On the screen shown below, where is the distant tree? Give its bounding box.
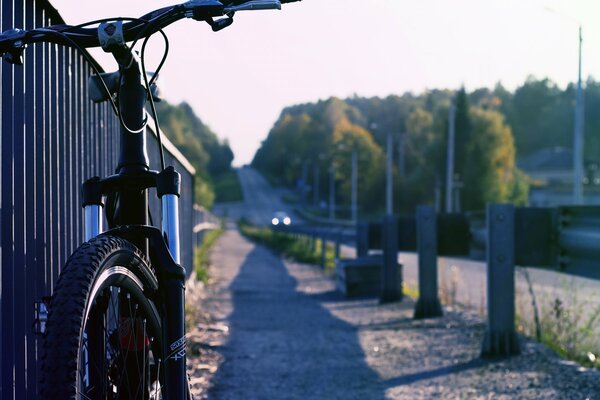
[331,120,386,212]
[155,101,234,208]
[463,108,528,210]
[505,76,572,157]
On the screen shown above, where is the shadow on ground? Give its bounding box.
[207,246,387,400]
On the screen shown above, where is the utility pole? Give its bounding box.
[398,132,405,178]
[574,25,584,205]
[329,162,336,220]
[313,164,319,207]
[446,105,456,213]
[351,148,358,222]
[301,161,308,206]
[386,131,393,215]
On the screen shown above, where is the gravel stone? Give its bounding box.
[187,229,600,399]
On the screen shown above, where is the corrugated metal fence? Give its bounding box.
[0,0,206,398]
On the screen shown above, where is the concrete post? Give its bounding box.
[481,204,520,358]
[334,230,341,260]
[414,205,443,319]
[381,215,402,303]
[321,231,327,269]
[356,221,369,257]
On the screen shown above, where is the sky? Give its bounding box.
[51,0,600,166]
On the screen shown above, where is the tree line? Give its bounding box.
[252,76,600,216]
[155,101,234,208]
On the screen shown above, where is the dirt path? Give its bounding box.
[189,228,600,399]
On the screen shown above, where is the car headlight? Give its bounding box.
[271,218,279,225]
[283,217,291,225]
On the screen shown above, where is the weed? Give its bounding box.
[238,219,336,270]
[194,228,225,283]
[515,272,600,369]
[439,262,460,307]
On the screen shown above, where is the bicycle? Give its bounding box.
[0,0,298,398]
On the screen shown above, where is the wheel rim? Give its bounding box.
[78,266,162,399]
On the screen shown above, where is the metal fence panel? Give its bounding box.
[0,0,198,398]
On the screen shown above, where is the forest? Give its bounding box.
[155,101,234,208]
[252,76,600,216]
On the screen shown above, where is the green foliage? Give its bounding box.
[194,228,224,283]
[155,101,234,208]
[213,171,243,203]
[253,89,529,214]
[238,220,335,269]
[462,108,529,210]
[516,274,600,369]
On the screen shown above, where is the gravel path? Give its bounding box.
[188,228,600,399]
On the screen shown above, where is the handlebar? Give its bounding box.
[0,0,300,64]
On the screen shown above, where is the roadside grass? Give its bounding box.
[194,227,225,283]
[282,193,298,204]
[238,219,336,270]
[214,171,244,203]
[402,282,419,299]
[515,270,600,369]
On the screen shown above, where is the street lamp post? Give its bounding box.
[544,7,585,205]
[329,161,336,220]
[574,25,584,204]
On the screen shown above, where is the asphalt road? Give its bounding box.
[213,167,298,226]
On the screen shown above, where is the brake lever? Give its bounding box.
[224,0,281,13]
[206,15,235,32]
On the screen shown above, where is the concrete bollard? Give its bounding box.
[381,215,402,303]
[334,230,341,260]
[414,205,443,319]
[356,221,369,257]
[481,204,520,358]
[321,231,327,269]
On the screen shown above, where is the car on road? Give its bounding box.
[271,212,291,226]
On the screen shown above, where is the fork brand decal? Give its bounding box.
[170,336,186,351]
[168,336,186,361]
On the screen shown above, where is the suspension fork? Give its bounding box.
[157,166,187,399]
[82,166,188,398]
[83,177,104,241]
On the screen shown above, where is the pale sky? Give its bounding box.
[51,0,600,165]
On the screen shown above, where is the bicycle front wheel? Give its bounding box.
[40,235,165,399]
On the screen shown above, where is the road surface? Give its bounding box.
[213,167,298,226]
[189,228,600,399]
[215,168,600,345]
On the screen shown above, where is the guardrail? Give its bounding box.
[193,204,221,248]
[282,204,600,359]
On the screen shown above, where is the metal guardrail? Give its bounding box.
[193,204,221,248]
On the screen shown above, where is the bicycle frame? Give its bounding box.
[81,47,187,398]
